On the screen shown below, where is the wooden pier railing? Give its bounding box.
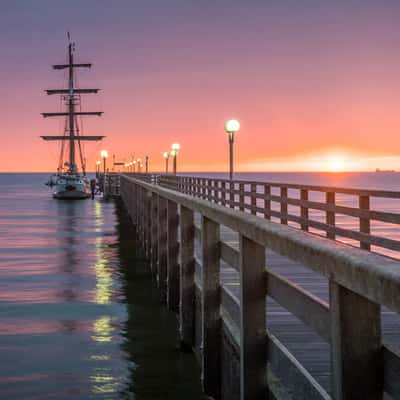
[120,174,400,400]
[156,175,400,258]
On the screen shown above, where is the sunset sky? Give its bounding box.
[2,0,400,172]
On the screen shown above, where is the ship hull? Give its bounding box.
[50,174,92,200]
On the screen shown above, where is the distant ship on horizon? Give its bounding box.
[375,168,396,173]
[41,34,105,199]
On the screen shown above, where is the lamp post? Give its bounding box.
[145,155,149,173]
[224,119,240,180]
[96,160,101,177]
[100,150,108,175]
[171,143,180,175]
[137,158,142,173]
[163,151,170,174]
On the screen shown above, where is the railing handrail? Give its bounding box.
[157,174,400,198]
[122,174,400,314]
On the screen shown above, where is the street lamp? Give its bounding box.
[100,150,108,174]
[137,158,142,173]
[171,143,180,175]
[96,160,101,177]
[163,151,170,174]
[145,155,149,173]
[133,160,137,173]
[224,119,240,180]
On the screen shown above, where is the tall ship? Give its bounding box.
[41,35,104,199]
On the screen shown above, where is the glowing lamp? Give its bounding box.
[100,150,108,159]
[224,119,240,134]
[171,143,180,152]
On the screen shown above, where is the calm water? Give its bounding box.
[1,172,400,399]
[0,173,204,399]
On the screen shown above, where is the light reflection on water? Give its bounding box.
[0,173,204,399]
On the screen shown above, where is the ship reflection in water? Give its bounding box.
[0,173,204,399]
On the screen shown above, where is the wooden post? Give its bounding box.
[167,200,179,312]
[207,179,212,201]
[330,280,382,400]
[158,196,168,303]
[239,235,267,400]
[150,193,158,275]
[201,216,221,399]
[264,185,271,220]
[326,192,336,239]
[280,187,288,224]
[239,183,245,211]
[251,183,257,215]
[179,205,195,349]
[300,189,309,231]
[221,181,226,207]
[359,195,371,250]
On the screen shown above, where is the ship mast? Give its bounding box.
[41,34,105,174]
[68,41,76,172]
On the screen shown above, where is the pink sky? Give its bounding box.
[2,1,400,172]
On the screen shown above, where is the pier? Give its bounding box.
[103,173,400,400]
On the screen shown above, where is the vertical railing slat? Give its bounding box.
[326,192,336,239]
[359,195,371,250]
[179,205,195,350]
[300,189,309,231]
[167,200,179,312]
[330,280,382,400]
[239,235,267,400]
[201,216,221,399]
[158,196,168,303]
[280,187,288,224]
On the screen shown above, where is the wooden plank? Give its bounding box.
[330,281,382,400]
[167,200,179,312]
[150,192,158,275]
[179,205,195,349]
[383,343,400,398]
[239,235,267,400]
[201,216,221,399]
[359,195,371,251]
[194,225,201,242]
[220,285,240,328]
[326,192,335,240]
[220,241,239,272]
[300,189,308,231]
[157,196,168,303]
[280,187,288,225]
[251,183,257,215]
[267,270,330,342]
[264,185,271,220]
[239,183,245,211]
[267,332,330,400]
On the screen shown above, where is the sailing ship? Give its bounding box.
[41,35,104,199]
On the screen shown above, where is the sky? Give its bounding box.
[2,0,400,172]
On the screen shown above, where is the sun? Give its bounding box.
[327,156,345,172]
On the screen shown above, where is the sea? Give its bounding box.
[0,172,399,399]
